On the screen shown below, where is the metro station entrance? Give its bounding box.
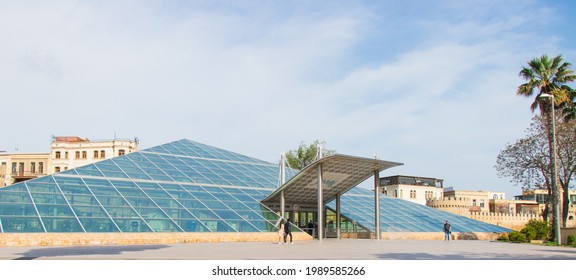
[262,153,403,241]
[266,205,373,239]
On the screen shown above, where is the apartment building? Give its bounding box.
[0,136,138,187]
[50,136,138,173]
[380,175,444,205]
[0,153,50,187]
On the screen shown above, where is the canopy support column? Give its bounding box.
[374,169,381,240]
[317,163,324,241]
[280,191,285,219]
[280,154,286,219]
[336,193,341,239]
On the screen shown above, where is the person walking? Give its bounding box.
[278,219,285,244]
[284,218,293,244]
[443,220,451,241]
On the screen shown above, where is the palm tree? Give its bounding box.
[560,88,576,121]
[517,54,575,116]
[516,54,576,237]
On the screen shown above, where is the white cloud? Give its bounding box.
[0,1,572,198]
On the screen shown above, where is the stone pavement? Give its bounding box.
[0,239,575,260]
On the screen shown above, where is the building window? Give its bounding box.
[11,163,16,174]
[30,162,36,174]
[18,163,24,175]
[94,151,99,158]
[480,199,485,208]
[55,166,61,173]
[39,162,44,174]
[65,151,69,159]
[472,199,477,206]
[118,149,125,156]
[394,190,398,198]
[82,151,87,159]
[493,194,498,200]
[75,151,80,159]
[100,150,106,158]
[410,190,416,199]
[55,151,61,159]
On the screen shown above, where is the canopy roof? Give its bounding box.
[262,154,403,205]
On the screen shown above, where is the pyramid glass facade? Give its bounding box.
[0,139,509,234]
[328,187,510,233]
[0,139,284,233]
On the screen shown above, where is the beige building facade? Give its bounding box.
[0,153,50,187]
[380,175,444,205]
[0,136,138,187]
[50,136,138,173]
[442,188,506,213]
[428,188,576,230]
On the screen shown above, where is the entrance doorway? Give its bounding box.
[271,206,373,239]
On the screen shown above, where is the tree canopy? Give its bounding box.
[508,54,575,231]
[495,115,576,226]
[516,54,576,116]
[285,140,335,170]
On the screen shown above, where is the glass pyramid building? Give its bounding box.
[328,188,510,233]
[0,139,510,234]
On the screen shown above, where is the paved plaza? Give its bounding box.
[0,239,575,260]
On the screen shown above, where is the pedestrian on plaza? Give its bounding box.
[284,218,293,244]
[443,220,451,241]
[278,219,285,244]
[307,220,314,236]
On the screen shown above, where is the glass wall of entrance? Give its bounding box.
[275,207,372,239]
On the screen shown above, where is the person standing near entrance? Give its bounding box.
[307,220,314,236]
[284,218,293,244]
[443,220,451,241]
[278,219,285,244]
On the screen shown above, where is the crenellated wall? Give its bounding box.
[427,197,545,230]
[426,197,471,216]
[469,212,541,230]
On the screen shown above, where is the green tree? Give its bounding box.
[517,54,575,116]
[496,116,576,226]
[524,219,549,240]
[516,54,576,235]
[285,140,335,170]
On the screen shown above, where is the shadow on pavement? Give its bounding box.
[13,245,168,260]
[375,252,575,260]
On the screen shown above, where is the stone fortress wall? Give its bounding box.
[427,197,542,230]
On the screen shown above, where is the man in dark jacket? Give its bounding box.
[284,218,293,244]
[443,220,451,241]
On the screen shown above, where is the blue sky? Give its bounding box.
[1,0,575,198]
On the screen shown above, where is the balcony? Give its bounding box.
[12,172,46,179]
[469,206,481,212]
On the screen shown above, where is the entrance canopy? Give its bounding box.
[262,154,403,205]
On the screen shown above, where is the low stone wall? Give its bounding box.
[0,232,313,247]
[0,231,502,246]
[380,232,499,241]
[562,228,576,244]
[470,212,541,230]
